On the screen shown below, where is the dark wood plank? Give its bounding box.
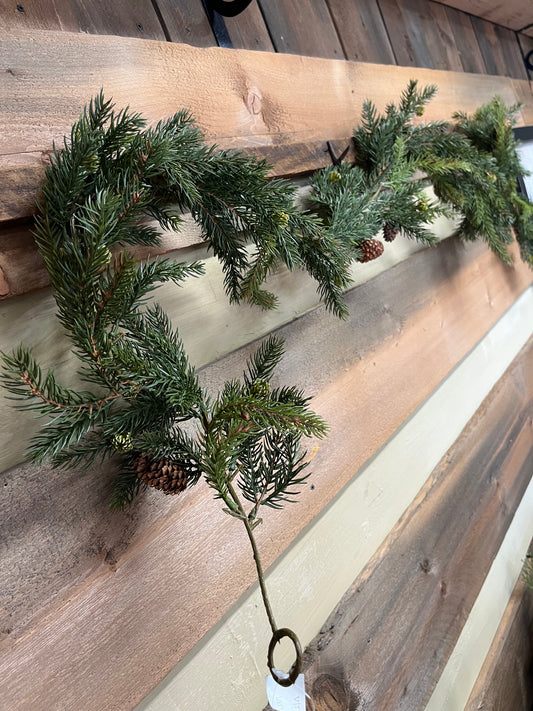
[518,33,533,80]
[378,0,464,70]
[224,1,275,52]
[494,25,529,80]
[435,1,533,32]
[288,342,533,711]
[325,0,396,64]
[472,16,528,79]
[257,0,344,59]
[466,579,533,711]
[0,0,166,39]
[444,6,487,74]
[150,0,215,46]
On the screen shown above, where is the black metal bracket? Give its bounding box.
[327,140,350,166]
[204,0,253,17]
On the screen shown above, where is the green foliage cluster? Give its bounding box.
[309,80,533,266]
[1,93,329,511]
[2,85,533,680]
[37,92,351,319]
[2,83,533,511]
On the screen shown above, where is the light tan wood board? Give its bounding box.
[1,239,532,710]
[436,1,533,31]
[1,29,532,222]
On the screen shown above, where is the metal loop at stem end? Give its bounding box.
[267,628,303,687]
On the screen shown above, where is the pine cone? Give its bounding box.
[383,224,399,242]
[358,239,384,263]
[135,454,188,495]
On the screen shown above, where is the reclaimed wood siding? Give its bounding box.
[1,6,533,711]
[1,0,530,75]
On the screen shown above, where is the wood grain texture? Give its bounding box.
[519,33,533,80]
[325,0,396,64]
[1,239,532,710]
[444,5,487,74]
[465,580,533,711]
[378,0,464,70]
[0,0,166,38]
[472,16,528,79]
[0,207,453,473]
[294,342,533,711]
[138,289,533,711]
[436,0,533,32]
[150,0,215,46]
[257,0,344,59]
[224,0,275,52]
[1,29,531,226]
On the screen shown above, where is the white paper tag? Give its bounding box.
[266,671,306,711]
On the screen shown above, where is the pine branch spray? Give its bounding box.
[2,83,533,693]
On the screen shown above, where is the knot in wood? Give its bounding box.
[246,90,262,116]
[311,674,350,711]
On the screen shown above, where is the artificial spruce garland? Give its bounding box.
[310,80,533,266]
[2,82,533,687]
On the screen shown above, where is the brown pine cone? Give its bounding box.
[383,224,399,242]
[358,239,384,263]
[135,454,188,495]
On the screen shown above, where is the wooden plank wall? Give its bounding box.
[1,4,533,711]
[0,0,531,74]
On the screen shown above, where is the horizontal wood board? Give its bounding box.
[465,580,533,711]
[138,289,533,711]
[1,30,532,223]
[0,213,455,473]
[1,239,532,710]
[0,0,167,38]
[290,340,533,711]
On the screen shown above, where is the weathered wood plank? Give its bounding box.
[224,1,275,52]
[0,0,166,39]
[494,25,529,80]
[0,211,207,300]
[1,240,532,710]
[377,0,464,71]
[472,16,528,79]
[256,0,344,59]
[436,1,533,32]
[295,343,533,711]
[465,580,533,711]
[325,0,396,64]
[138,291,533,711]
[151,0,216,46]
[519,33,533,81]
[0,216,450,470]
[444,5,487,74]
[0,154,46,222]
[1,30,532,225]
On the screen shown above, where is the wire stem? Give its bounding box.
[226,481,278,635]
